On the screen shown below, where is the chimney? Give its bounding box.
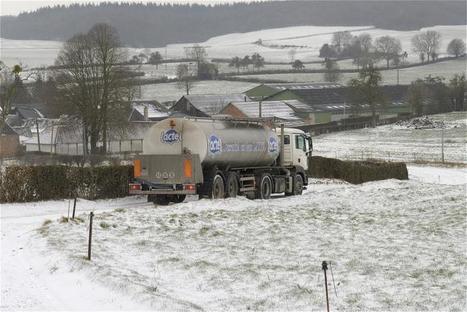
[143,106,149,121]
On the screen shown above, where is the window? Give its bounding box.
[295,135,306,151]
[284,135,290,145]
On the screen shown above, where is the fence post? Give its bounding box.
[72,197,77,219]
[441,127,445,163]
[88,211,94,260]
[322,261,330,312]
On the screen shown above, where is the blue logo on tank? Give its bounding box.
[268,137,278,153]
[161,129,181,144]
[209,135,222,154]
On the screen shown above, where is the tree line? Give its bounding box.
[320,30,465,70]
[1,1,465,47]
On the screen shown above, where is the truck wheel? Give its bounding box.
[286,174,304,196]
[169,195,186,203]
[211,174,225,199]
[225,172,239,198]
[256,173,272,199]
[154,195,170,205]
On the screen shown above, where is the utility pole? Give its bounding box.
[35,118,41,152]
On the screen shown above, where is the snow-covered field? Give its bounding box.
[1,166,466,311]
[2,24,465,67]
[234,57,467,85]
[313,112,467,164]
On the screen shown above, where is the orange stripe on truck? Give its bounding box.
[184,159,192,178]
[134,159,141,177]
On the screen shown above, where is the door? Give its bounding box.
[292,134,308,170]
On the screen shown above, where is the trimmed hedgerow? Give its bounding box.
[308,156,408,184]
[0,165,133,203]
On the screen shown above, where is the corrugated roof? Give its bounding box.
[229,101,302,120]
[184,94,249,115]
[265,82,344,91]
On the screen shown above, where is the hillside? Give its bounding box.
[1,1,466,47]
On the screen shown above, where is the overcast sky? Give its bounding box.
[0,0,268,16]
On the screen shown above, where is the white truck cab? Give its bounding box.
[277,128,312,171]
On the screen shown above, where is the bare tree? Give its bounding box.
[323,59,341,82]
[184,44,207,77]
[251,53,265,71]
[350,33,374,69]
[229,56,242,74]
[332,31,352,53]
[148,51,163,68]
[55,23,136,154]
[176,64,195,95]
[348,66,385,127]
[375,36,402,69]
[0,63,36,124]
[0,62,19,124]
[411,30,441,63]
[447,39,466,58]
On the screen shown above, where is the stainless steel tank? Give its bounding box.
[143,118,280,167]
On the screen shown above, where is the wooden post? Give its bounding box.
[88,212,94,260]
[441,127,445,163]
[72,197,77,219]
[322,261,330,312]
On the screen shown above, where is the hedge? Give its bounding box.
[308,156,408,184]
[0,165,133,203]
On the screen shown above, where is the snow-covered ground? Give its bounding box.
[2,24,465,67]
[313,112,467,164]
[1,166,466,310]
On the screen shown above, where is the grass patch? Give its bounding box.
[59,216,69,223]
[100,222,110,229]
[42,219,52,226]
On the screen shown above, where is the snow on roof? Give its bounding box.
[184,94,249,115]
[132,101,169,119]
[266,82,344,91]
[23,125,58,145]
[229,101,301,120]
[282,99,314,112]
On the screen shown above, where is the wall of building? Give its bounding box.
[0,135,20,157]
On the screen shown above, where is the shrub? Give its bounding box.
[308,156,408,184]
[0,165,133,203]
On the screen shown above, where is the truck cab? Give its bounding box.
[278,128,312,171]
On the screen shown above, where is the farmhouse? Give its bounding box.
[171,94,249,117]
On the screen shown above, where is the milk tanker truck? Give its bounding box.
[129,117,312,205]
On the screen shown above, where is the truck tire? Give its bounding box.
[286,174,304,196]
[210,174,225,199]
[255,173,273,199]
[154,195,170,205]
[225,172,239,198]
[169,195,186,203]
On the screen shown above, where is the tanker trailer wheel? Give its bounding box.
[225,172,239,198]
[169,195,186,203]
[153,195,170,206]
[211,174,225,199]
[286,174,304,196]
[255,173,272,200]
